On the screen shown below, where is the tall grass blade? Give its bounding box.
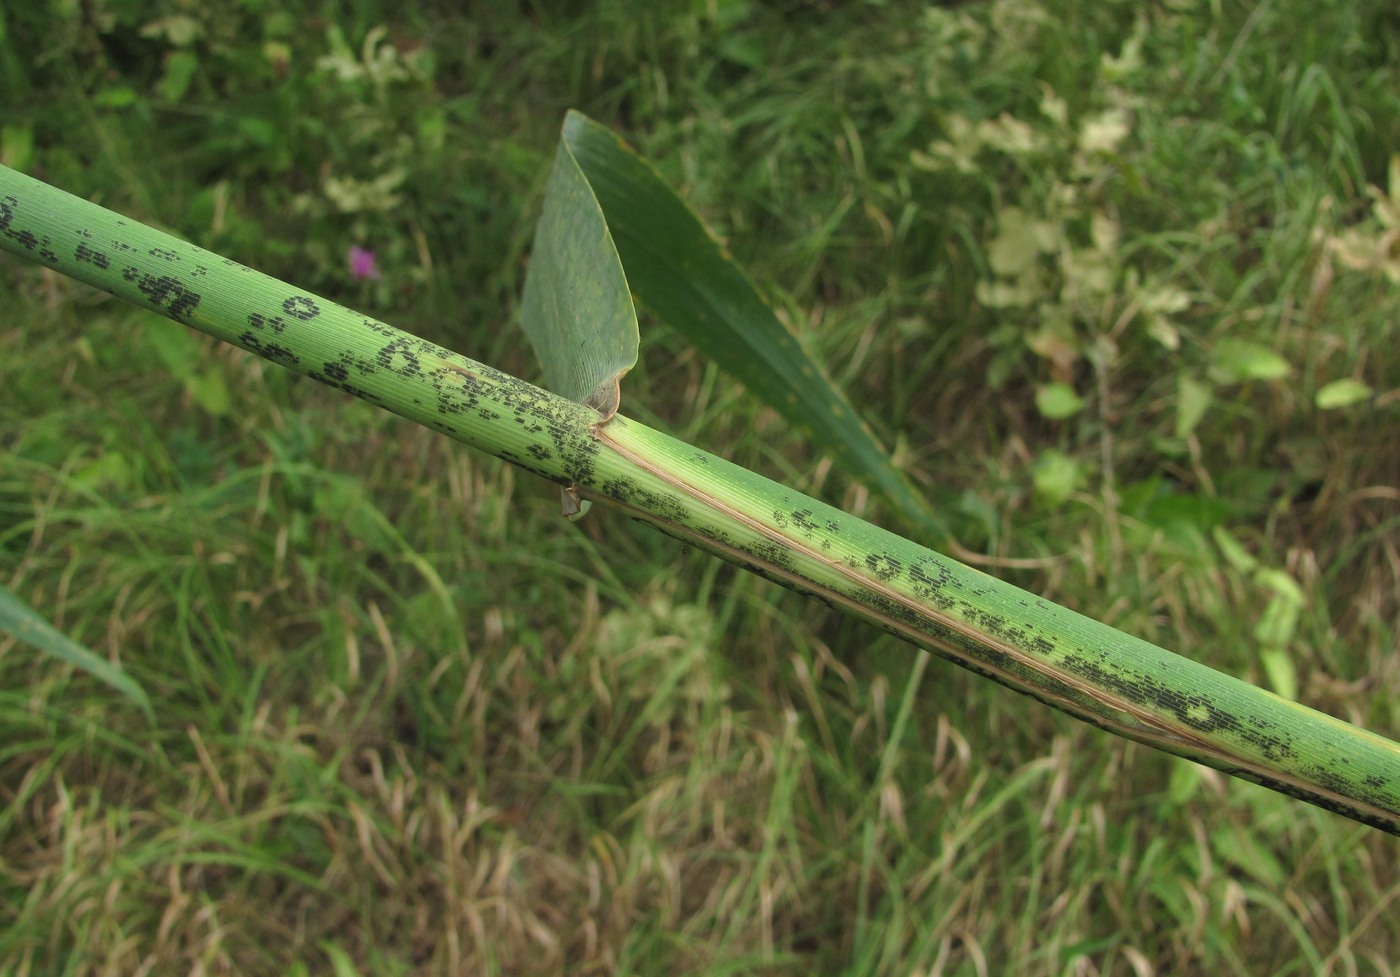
[0,584,152,718]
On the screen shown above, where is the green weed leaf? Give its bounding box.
[1208,338,1291,383]
[1034,382,1084,419]
[1032,449,1086,506]
[0,584,152,717]
[1315,378,1372,410]
[160,50,200,102]
[561,110,943,540]
[520,125,638,420]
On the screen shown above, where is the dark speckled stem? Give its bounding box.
[3,164,1398,836]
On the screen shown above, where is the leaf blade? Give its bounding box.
[0,584,152,717]
[563,110,944,540]
[519,129,639,419]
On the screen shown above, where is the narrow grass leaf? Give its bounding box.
[319,942,367,977]
[1210,825,1286,886]
[1260,648,1300,702]
[0,584,152,717]
[520,126,638,420]
[562,110,945,542]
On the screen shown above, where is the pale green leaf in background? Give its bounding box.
[1208,338,1291,383]
[1034,381,1084,419]
[986,206,1058,277]
[1260,648,1300,702]
[1315,378,1373,410]
[1254,592,1301,651]
[1210,526,1258,574]
[1032,449,1086,506]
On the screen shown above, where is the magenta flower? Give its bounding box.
[348,246,380,280]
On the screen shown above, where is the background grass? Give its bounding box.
[3,1,1400,974]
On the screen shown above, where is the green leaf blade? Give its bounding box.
[0,585,152,717]
[563,111,944,541]
[519,130,639,419]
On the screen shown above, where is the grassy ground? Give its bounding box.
[3,1,1400,974]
